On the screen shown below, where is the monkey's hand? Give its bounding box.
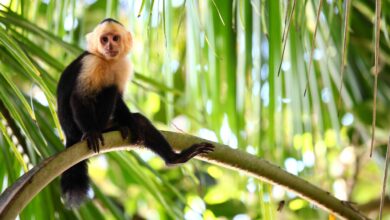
[82,131,104,153]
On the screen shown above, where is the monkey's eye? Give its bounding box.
[101,36,109,44]
[113,35,120,42]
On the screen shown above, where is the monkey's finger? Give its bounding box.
[96,139,99,153]
[99,134,105,146]
[91,137,98,153]
[94,138,99,153]
[86,138,91,149]
[94,143,99,153]
[89,138,95,152]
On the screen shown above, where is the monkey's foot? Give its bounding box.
[118,126,142,145]
[82,131,104,153]
[166,142,214,166]
[118,126,130,140]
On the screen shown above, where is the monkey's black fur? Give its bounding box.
[100,18,122,25]
[57,20,214,208]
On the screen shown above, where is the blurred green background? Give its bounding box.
[0,0,389,219]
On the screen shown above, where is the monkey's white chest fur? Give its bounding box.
[77,54,132,95]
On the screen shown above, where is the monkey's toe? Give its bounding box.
[194,142,215,153]
[165,143,215,166]
[183,143,214,159]
[128,125,142,144]
[198,147,214,154]
[118,126,130,140]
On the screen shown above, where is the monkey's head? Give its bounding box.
[86,19,133,60]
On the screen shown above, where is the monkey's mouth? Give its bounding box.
[105,50,119,57]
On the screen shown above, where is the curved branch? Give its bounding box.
[0,131,369,220]
[358,196,390,214]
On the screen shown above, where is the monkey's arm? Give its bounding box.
[70,86,120,152]
[70,93,98,133]
[70,93,102,152]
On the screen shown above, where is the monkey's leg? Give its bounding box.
[114,97,141,143]
[132,113,214,165]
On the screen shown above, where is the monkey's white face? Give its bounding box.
[86,22,133,61]
[99,32,121,59]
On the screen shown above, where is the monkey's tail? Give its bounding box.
[61,160,90,209]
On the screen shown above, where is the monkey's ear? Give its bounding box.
[125,31,133,52]
[85,32,96,52]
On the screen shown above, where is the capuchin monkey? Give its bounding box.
[57,18,214,208]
